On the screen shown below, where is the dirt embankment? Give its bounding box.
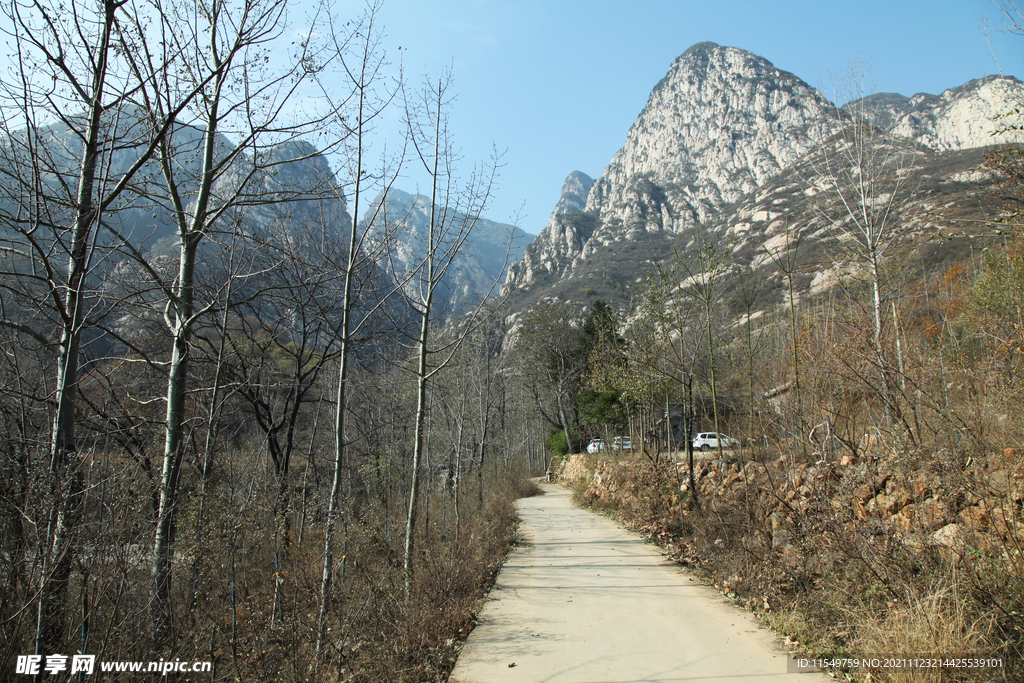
[557,448,1023,680]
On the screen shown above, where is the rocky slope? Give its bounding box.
[858,74,1024,151]
[558,444,1022,671]
[363,188,530,317]
[504,170,594,285]
[505,42,1024,314]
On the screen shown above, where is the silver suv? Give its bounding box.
[692,432,739,451]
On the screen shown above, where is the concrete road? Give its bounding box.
[449,483,828,683]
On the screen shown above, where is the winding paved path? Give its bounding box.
[449,483,828,683]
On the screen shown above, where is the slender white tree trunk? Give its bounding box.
[38,2,117,653]
[404,309,432,598]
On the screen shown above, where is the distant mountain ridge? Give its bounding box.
[854,74,1023,150]
[504,42,1024,314]
[0,109,526,321]
[363,188,530,317]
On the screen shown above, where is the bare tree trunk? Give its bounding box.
[298,398,323,546]
[686,374,699,510]
[37,1,118,655]
[400,68,501,600]
[556,394,574,456]
[765,223,806,459]
[316,5,400,649]
[188,282,232,624]
[811,64,918,447]
[150,0,333,643]
[870,249,891,425]
[788,266,806,458]
[705,302,722,458]
[152,236,196,647]
[477,437,486,510]
[317,335,352,650]
[453,410,465,539]
[404,311,432,598]
[475,333,493,511]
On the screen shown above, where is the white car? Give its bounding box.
[692,432,739,451]
[586,439,606,454]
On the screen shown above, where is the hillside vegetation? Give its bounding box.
[539,143,1024,680]
[0,2,546,680]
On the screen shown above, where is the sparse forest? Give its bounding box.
[548,104,1024,683]
[0,1,544,680]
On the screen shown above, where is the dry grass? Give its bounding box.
[0,443,535,683]
[848,580,995,683]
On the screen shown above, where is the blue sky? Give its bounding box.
[351,0,1022,235]
[4,1,1015,235]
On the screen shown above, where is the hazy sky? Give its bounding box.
[346,0,1022,234]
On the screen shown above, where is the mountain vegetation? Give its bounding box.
[0,2,540,680]
[519,40,1024,682]
[2,0,1024,680]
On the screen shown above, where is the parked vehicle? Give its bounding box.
[612,436,633,451]
[692,432,740,451]
[586,438,606,454]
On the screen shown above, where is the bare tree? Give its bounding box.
[810,63,921,442]
[131,0,359,645]
[736,263,772,460]
[471,315,507,508]
[396,67,505,598]
[431,312,507,533]
[220,199,350,629]
[764,219,808,458]
[641,260,706,507]
[0,0,210,654]
[685,231,730,456]
[315,1,406,653]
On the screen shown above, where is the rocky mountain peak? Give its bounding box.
[504,170,595,288]
[552,171,594,215]
[508,43,836,292]
[586,43,834,229]
[876,74,1024,150]
[505,43,1024,312]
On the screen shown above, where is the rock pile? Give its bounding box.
[556,453,595,485]
[575,447,1023,572]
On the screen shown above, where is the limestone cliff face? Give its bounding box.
[551,170,594,216]
[507,42,837,289]
[506,170,594,285]
[586,43,833,231]
[506,42,1024,298]
[364,188,529,317]
[864,75,1024,151]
